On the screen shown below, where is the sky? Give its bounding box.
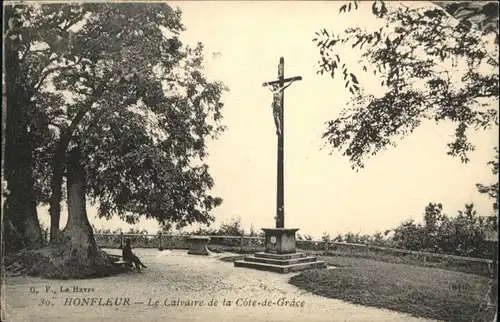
[36,1,499,239]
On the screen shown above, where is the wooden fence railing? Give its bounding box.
[94,232,497,269]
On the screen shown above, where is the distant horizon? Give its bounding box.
[37,194,497,240]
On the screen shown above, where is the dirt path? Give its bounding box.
[3,249,438,322]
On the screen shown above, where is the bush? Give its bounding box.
[392,203,497,259]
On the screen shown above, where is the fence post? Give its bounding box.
[423,255,426,267]
[490,241,498,307]
[240,231,244,253]
[158,232,163,251]
[324,241,329,253]
[120,232,124,249]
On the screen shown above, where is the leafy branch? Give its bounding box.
[315,1,499,169]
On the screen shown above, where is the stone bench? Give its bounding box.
[114,260,133,267]
[187,236,211,255]
[108,254,133,270]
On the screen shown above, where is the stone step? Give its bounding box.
[253,252,307,260]
[234,259,327,274]
[243,255,318,266]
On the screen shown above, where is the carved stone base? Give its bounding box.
[187,236,211,256]
[262,228,299,254]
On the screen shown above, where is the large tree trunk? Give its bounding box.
[25,200,43,244]
[3,13,42,252]
[48,145,65,244]
[40,147,115,279]
[2,106,43,253]
[3,121,43,251]
[63,147,95,249]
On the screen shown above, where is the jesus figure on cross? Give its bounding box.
[267,81,293,136]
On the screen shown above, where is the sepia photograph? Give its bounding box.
[1,1,498,321]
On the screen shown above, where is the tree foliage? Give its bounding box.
[314,1,499,169]
[191,217,243,236]
[5,3,228,235]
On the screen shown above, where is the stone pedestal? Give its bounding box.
[187,236,211,255]
[234,228,327,273]
[262,228,299,254]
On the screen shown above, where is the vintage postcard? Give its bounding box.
[1,1,498,321]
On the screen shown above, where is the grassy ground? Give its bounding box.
[321,249,493,278]
[204,244,492,277]
[288,256,497,322]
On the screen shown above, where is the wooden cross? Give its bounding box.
[262,57,302,229]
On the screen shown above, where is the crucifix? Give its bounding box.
[262,57,302,229]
